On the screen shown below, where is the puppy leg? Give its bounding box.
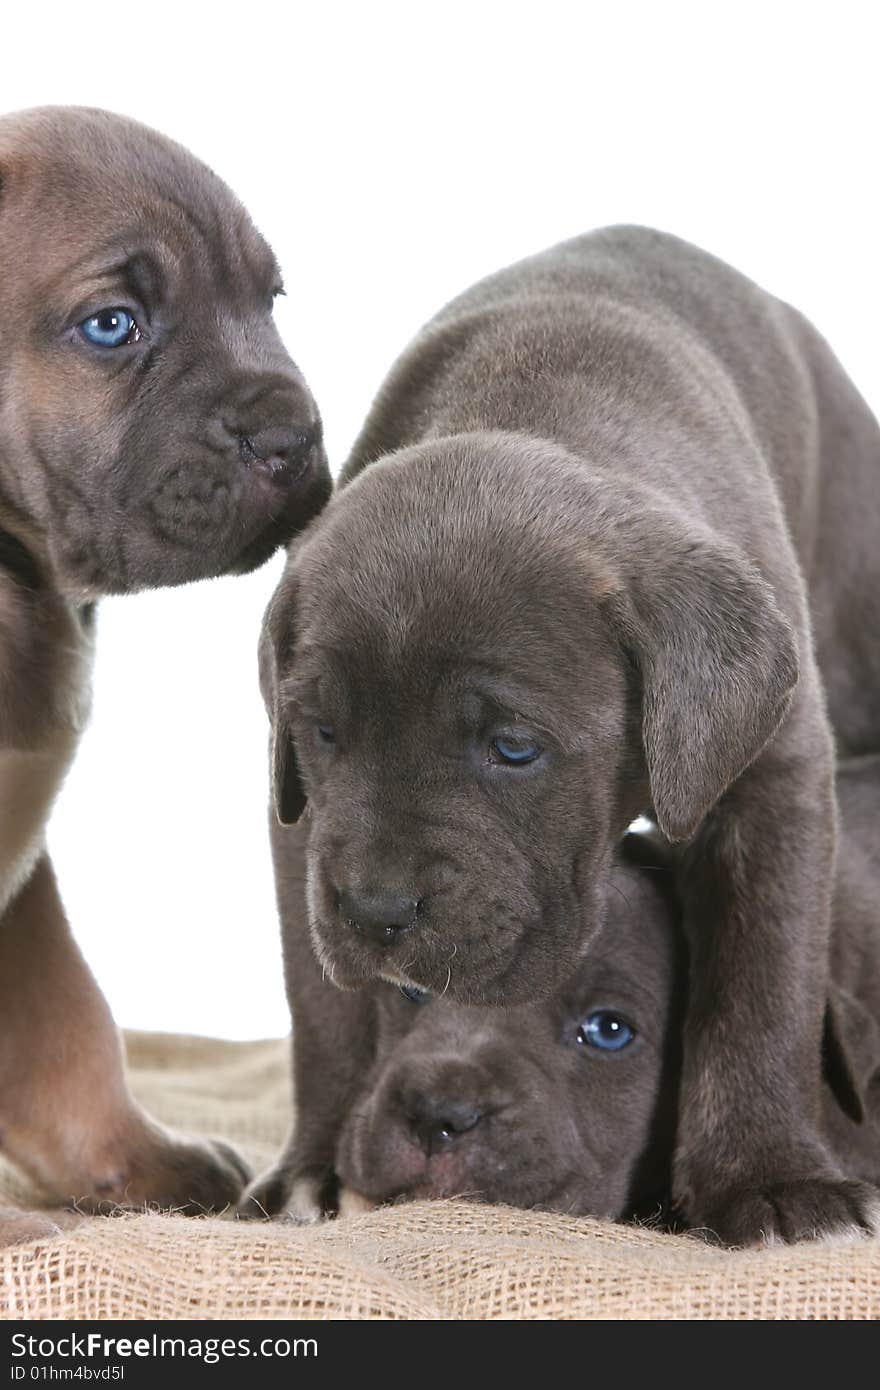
[239,985,371,1224]
[238,984,369,1225]
[239,819,373,1223]
[674,692,880,1246]
[337,1188,377,1218]
[0,856,250,1215]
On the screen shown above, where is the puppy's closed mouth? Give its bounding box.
[240,436,317,494]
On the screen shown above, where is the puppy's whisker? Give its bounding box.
[438,942,457,998]
[606,879,632,910]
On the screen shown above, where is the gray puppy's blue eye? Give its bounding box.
[316,723,335,744]
[79,308,138,348]
[491,735,540,764]
[576,1010,635,1052]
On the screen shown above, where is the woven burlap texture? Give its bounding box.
[2,1031,878,1319]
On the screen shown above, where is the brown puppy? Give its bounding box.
[0,107,331,1243]
[245,762,880,1228]
[259,227,880,1244]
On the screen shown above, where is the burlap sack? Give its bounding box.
[2,1032,878,1320]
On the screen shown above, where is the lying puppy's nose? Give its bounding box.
[238,425,316,484]
[337,889,422,948]
[406,1095,482,1154]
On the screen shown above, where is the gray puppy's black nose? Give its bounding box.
[239,424,316,483]
[338,889,422,948]
[407,1096,482,1154]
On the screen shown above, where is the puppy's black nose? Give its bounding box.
[239,425,315,483]
[338,889,422,948]
[406,1095,482,1154]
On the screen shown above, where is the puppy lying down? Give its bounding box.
[252,757,880,1226]
[335,837,685,1220]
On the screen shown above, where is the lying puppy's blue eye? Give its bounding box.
[316,723,335,744]
[79,308,139,348]
[576,1010,635,1052]
[398,984,429,1005]
[490,735,540,765]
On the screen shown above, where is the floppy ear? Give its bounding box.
[259,585,307,826]
[606,532,799,842]
[822,986,878,1124]
[270,712,307,826]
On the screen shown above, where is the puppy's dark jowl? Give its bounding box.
[0,106,330,596]
[263,227,880,1244]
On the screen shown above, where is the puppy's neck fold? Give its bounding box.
[0,523,41,592]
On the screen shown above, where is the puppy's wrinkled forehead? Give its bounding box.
[293,436,617,669]
[284,440,626,752]
[0,106,276,308]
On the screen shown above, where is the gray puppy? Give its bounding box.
[259,227,880,1244]
[246,760,880,1230]
[245,822,685,1224]
[337,758,880,1224]
[0,107,330,1243]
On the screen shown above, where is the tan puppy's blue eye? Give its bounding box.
[79,308,139,348]
[576,1011,635,1052]
[491,735,540,764]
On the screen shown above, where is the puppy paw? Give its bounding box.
[337,1187,377,1218]
[689,1177,880,1248]
[72,1133,251,1216]
[0,1205,62,1248]
[237,1165,297,1221]
[283,1176,327,1225]
[238,1166,339,1225]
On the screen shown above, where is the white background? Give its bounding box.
[4,2,877,1038]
